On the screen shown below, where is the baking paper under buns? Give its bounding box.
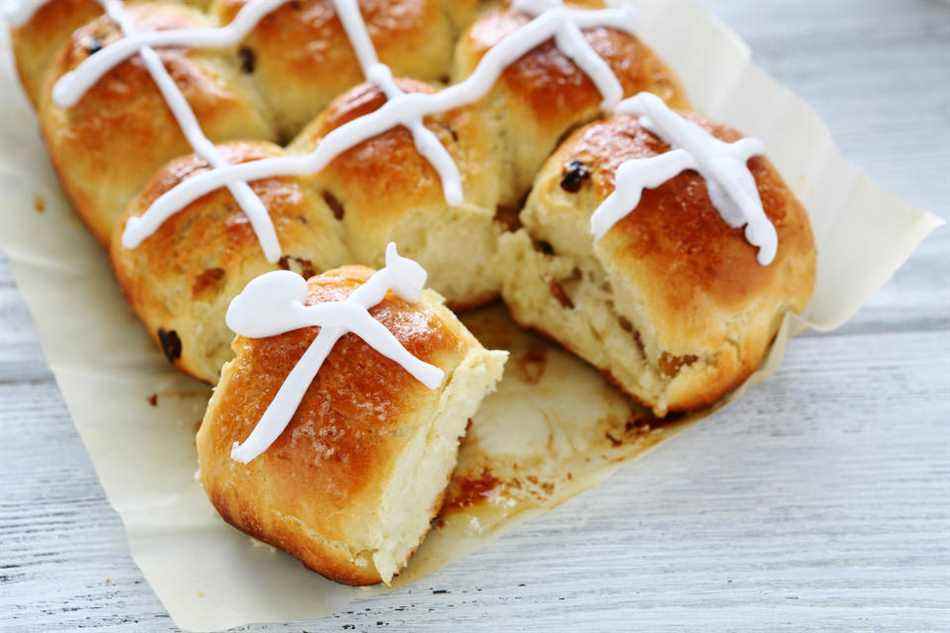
[196,265,507,585]
[110,141,349,383]
[499,113,816,416]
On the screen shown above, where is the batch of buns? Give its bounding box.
[8,0,816,586]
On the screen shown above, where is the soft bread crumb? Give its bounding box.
[499,230,672,415]
[373,347,508,583]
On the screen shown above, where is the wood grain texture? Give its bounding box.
[1,1,948,631]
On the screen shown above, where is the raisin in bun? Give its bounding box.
[38,2,276,244]
[289,79,506,310]
[499,113,816,416]
[110,141,349,383]
[453,2,689,205]
[211,0,457,139]
[196,264,507,585]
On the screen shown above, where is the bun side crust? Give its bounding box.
[39,2,276,244]
[196,265,507,584]
[110,141,349,383]
[290,79,505,310]
[500,114,816,415]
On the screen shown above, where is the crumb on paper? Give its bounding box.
[33,194,45,213]
[248,537,277,554]
[147,393,158,407]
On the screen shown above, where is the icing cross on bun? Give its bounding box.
[197,253,507,585]
[11,0,691,377]
[226,243,446,464]
[592,92,776,265]
[500,109,816,416]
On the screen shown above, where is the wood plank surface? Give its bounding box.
[1,1,948,631]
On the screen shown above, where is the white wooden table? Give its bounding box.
[2,1,948,631]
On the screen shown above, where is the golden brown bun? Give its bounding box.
[39,2,276,244]
[453,3,689,205]
[9,0,103,106]
[500,113,816,415]
[211,0,456,139]
[290,79,506,310]
[196,265,507,585]
[110,141,349,383]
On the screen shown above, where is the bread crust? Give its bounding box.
[290,79,505,310]
[212,0,456,138]
[9,0,103,106]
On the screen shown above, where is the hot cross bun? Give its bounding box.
[110,141,348,382]
[499,112,816,416]
[35,2,276,243]
[197,264,507,585]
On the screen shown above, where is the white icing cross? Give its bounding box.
[590,92,778,265]
[226,243,445,464]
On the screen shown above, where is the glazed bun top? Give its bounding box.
[37,2,276,243]
[110,140,349,383]
[289,77,504,262]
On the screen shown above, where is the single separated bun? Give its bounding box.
[196,264,507,585]
[499,113,816,416]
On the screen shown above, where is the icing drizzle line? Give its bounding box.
[226,243,445,464]
[590,92,777,265]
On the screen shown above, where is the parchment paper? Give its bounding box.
[0,0,942,630]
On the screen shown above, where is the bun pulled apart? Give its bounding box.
[196,264,507,585]
[499,112,816,416]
